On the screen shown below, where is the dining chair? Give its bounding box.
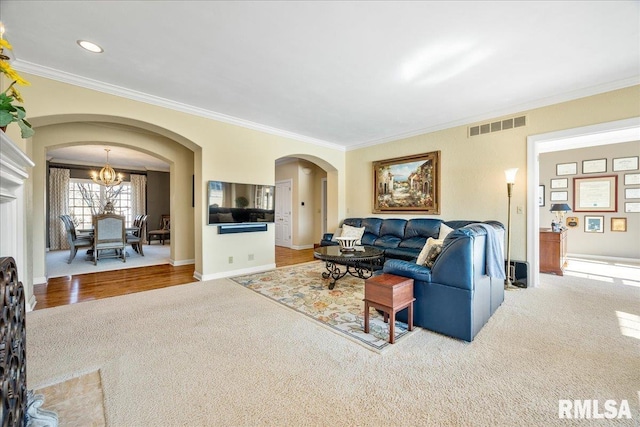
[60,215,93,264]
[126,214,148,256]
[92,214,126,265]
[148,214,170,245]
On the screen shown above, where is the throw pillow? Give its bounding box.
[218,213,234,223]
[438,223,454,240]
[331,227,343,242]
[416,237,443,265]
[425,243,443,268]
[341,224,365,245]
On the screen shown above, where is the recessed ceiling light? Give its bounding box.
[77,40,103,53]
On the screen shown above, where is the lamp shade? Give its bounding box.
[504,168,518,184]
[550,203,572,212]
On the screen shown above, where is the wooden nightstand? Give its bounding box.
[363,273,415,344]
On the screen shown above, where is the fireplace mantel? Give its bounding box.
[1,131,35,203]
[0,131,35,311]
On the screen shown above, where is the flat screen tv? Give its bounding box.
[207,181,275,225]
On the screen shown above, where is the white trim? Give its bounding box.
[17,60,638,153]
[170,258,195,266]
[27,295,37,312]
[196,263,277,282]
[13,60,345,152]
[526,117,640,288]
[291,244,315,250]
[33,276,48,285]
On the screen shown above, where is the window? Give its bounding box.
[69,179,132,229]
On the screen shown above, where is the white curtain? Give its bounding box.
[49,168,70,250]
[130,174,147,241]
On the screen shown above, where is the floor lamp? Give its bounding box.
[504,168,519,290]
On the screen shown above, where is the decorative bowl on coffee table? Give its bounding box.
[335,236,359,251]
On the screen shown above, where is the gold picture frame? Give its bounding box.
[611,217,627,232]
[373,151,441,214]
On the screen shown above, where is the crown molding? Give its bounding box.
[13,60,346,152]
[346,76,640,151]
[14,61,638,153]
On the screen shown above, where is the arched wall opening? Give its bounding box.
[28,116,197,287]
[274,154,340,249]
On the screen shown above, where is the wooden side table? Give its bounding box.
[363,273,415,344]
[540,228,567,275]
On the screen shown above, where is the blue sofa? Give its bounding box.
[322,218,505,341]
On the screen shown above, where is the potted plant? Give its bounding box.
[235,196,249,208]
[0,22,34,139]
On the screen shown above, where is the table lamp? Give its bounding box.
[550,203,572,231]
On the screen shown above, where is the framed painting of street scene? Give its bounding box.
[373,151,441,214]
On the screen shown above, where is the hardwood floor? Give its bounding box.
[34,246,316,310]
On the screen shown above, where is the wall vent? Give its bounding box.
[469,115,526,137]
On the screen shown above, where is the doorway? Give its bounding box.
[527,117,640,288]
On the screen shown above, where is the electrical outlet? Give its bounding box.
[516,206,523,214]
[248,254,254,261]
[228,256,233,264]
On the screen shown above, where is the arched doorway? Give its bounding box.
[29,118,197,291]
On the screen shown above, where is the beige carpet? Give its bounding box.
[26,265,639,426]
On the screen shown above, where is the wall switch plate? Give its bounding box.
[228,256,233,264]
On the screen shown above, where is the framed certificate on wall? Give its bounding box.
[573,176,617,212]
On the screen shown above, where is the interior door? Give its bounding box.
[275,179,292,247]
[321,178,327,235]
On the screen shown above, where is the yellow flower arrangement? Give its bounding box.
[0,22,34,138]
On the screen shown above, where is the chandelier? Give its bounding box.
[91,148,122,187]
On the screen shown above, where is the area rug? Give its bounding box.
[231,261,414,351]
[46,244,171,278]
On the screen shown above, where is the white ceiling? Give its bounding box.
[2,1,639,161]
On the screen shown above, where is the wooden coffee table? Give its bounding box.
[363,273,415,344]
[313,245,384,289]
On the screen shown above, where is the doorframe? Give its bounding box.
[526,117,640,288]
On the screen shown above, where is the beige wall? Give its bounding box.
[345,86,640,262]
[539,141,640,259]
[8,71,640,301]
[20,74,345,293]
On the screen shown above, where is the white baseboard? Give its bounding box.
[196,263,277,282]
[27,295,37,312]
[33,276,48,286]
[291,244,315,250]
[568,253,640,265]
[171,258,195,266]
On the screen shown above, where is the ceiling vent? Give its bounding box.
[468,115,526,137]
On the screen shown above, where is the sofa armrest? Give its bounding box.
[383,259,432,283]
